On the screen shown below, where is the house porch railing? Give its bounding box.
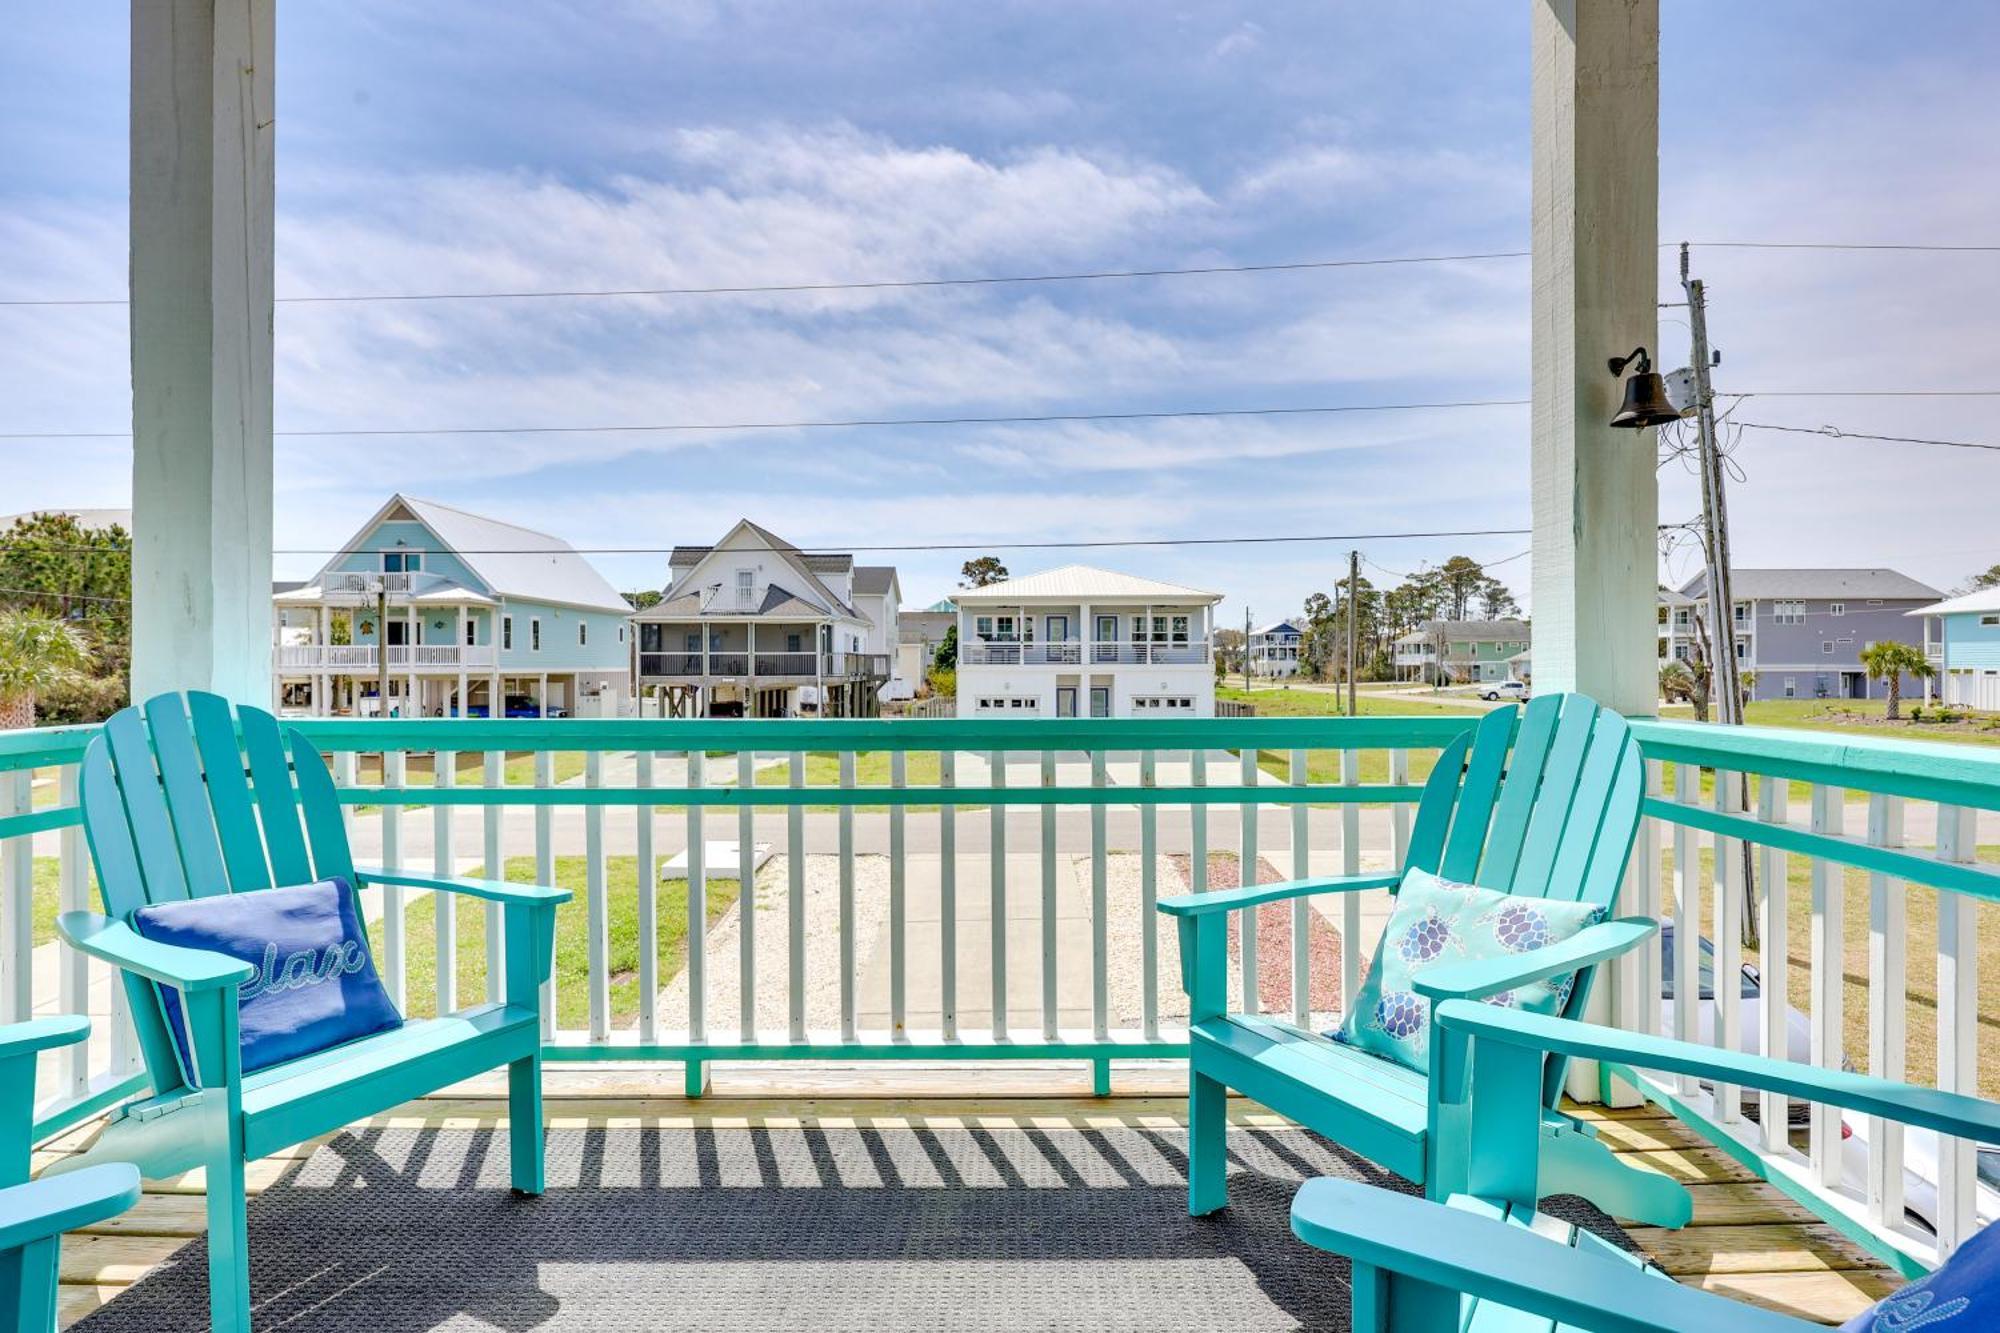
[961,639,1211,666]
[276,644,499,670]
[4,712,1998,1269]
[636,652,890,679]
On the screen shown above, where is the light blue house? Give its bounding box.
[272,495,635,717]
[1909,585,2000,710]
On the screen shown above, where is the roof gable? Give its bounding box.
[660,519,861,620]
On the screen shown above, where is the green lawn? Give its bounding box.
[745,750,968,813]
[1667,844,2000,1101]
[379,854,740,1030]
[1217,685,1486,719]
[351,749,590,813]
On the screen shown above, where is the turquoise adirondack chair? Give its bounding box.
[3,1017,140,1333]
[1292,1000,2000,1331]
[50,692,570,1333]
[1158,692,1691,1227]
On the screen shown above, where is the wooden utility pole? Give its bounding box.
[1683,244,1742,728]
[1243,605,1253,691]
[1347,549,1360,717]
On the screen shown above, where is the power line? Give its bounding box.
[0,396,1531,442]
[1735,420,2000,454]
[1686,241,2000,254]
[1731,389,2000,399]
[0,248,1535,309]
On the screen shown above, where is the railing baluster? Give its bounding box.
[1190,744,1207,893]
[1756,773,1789,1151]
[839,750,857,1042]
[940,749,958,1039]
[1935,804,1979,1257]
[788,750,806,1042]
[1638,760,1663,1039]
[738,748,756,1040]
[1140,749,1159,1041]
[433,749,457,1015]
[1808,784,1845,1186]
[1865,792,1905,1224]
[1040,749,1058,1040]
[1290,749,1309,1028]
[890,750,907,1034]
[1672,762,1698,1096]
[481,750,503,999]
[1340,749,1362,1014]
[381,750,407,1011]
[1091,750,1108,1043]
[1389,749,1411,871]
[534,749,555,1040]
[586,750,610,1042]
[636,750,658,1044]
[1240,744,1259,1012]
[1713,768,1743,1122]
[1,769,30,1023]
[58,764,91,1095]
[687,751,708,1045]
[334,751,357,841]
[990,748,1007,1038]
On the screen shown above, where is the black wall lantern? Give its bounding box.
[1606,346,1681,429]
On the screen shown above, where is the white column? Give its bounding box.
[130,0,276,705]
[456,604,468,716]
[489,669,501,718]
[1528,0,1660,715]
[537,672,548,717]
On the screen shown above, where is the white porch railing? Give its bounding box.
[275,644,499,669]
[961,639,1211,666]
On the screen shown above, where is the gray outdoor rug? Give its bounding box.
[74,1122,1634,1332]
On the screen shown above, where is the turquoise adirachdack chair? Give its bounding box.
[3,1017,140,1333]
[1158,692,1692,1227]
[50,691,570,1333]
[1292,1001,2000,1331]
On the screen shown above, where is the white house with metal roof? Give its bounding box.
[271,495,635,718]
[1659,567,1941,701]
[1247,619,1305,678]
[629,520,900,718]
[952,564,1223,717]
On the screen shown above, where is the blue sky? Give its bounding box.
[5,2,1999,613]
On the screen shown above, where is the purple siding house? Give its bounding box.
[1666,568,1942,702]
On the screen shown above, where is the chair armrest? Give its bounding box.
[1290,1178,1809,1333]
[1414,917,1657,1002]
[0,1015,91,1059]
[0,1164,143,1253]
[1157,872,1400,919]
[56,912,255,991]
[352,866,572,907]
[1435,1001,2000,1147]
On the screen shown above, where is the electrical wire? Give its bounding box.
[0,248,1536,308]
[1735,421,2000,454]
[0,397,1532,442]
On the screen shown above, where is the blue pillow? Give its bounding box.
[131,877,402,1083]
[1844,1220,2000,1330]
[1333,867,1605,1071]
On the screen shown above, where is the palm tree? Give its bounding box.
[0,608,93,730]
[1859,640,1933,721]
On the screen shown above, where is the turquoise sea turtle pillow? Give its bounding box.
[1334,867,1605,1071]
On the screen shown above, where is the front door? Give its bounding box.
[1089,686,1111,717]
[1056,686,1078,718]
[1095,614,1118,663]
[1047,615,1069,642]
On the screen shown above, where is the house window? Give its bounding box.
[736,570,755,606]
[530,618,542,652]
[578,622,588,647]
[1981,615,2000,627]
[1133,695,1195,711]
[617,625,625,643]
[383,551,422,574]
[1773,600,1805,625]
[501,616,514,651]
[1828,602,1845,617]
[685,632,700,652]
[1733,602,1750,626]
[1673,609,1690,628]
[1783,676,1797,697]
[1171,615,1190,644]
[1822,641,1835,654]
[464,618,476,647]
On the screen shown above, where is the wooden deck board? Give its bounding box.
[42,1086,1901,1329]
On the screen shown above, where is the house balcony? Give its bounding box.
[8,707,1994,1326]
[636,650,889,680]
[275,643,499,670]
[961,638,1211,666]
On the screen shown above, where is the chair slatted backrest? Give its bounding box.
[1399,693,1646,1103]
[79,691,355,1095]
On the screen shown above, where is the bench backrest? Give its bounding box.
[79,691,355,1094]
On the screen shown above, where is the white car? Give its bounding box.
[1479,680,1529,702]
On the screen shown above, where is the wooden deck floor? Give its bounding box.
[35,1066,1902,1329]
